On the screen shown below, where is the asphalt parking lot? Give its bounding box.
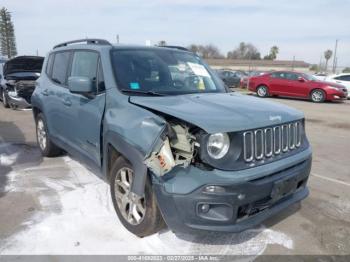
[0,95,350,256]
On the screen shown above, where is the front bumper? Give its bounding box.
[153,148,312,234]
[7,93,31,108]
[326,89,348,101]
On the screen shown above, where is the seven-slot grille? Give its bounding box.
[243,121,303,162]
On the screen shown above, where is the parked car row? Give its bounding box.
[0,56,44,109]
[215,69,269,88]
[248,71,348,102]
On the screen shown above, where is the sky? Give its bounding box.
[2,0,350,67]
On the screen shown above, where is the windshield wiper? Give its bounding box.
[121,89,165,96]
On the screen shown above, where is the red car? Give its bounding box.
[248,71,348,102]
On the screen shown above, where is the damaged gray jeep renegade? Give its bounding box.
[31,39,312,237]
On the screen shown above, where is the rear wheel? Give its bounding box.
[256,85,269,97]
[2,90,9,108]
[310,89,325,103]
[36,113,61,157]
[110,157,165,237]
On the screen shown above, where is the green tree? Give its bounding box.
[187,44,223,59]
[227,42,261,60]
[342,67,350,73]
[0,7,17,58]
[158,40,167,46]
[264,46,279,60]
[324,49,333,72]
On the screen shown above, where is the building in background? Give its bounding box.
[206,58,310,72]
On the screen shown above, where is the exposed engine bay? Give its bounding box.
[145,122,200,176]
[2,56,44,108]
[6,80,37,105]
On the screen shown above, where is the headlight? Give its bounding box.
[8,90,18,97]
[207,132,230,159]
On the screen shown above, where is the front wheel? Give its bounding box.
[110,157,165,237]
[256,85,269,97]
[2,89,9,108]
[310,89,326,103]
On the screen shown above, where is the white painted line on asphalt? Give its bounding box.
[311,173,350,187]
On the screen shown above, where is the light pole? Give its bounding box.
[332,39,338,73]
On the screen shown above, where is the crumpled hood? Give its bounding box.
[130,92,304,133]
[4,56,44,76]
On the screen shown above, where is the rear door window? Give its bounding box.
[271,72,287,79]
[51,52,71,86]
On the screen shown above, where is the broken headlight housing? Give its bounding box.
[206,132,230,159]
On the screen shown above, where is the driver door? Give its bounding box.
[64,51,106,166]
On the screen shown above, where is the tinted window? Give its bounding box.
[271,72,287,79]
[111,49,225,95]
[46,54,54,76]
[51,52,70,85]
[285,73,299,80]
[71,51,99,81]
[335,75,350,81]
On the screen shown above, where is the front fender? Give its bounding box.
[103,90,167,197]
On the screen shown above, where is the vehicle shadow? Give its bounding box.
[0,121,43,197]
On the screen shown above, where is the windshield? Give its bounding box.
[301,73,317,81]
[111,49,226,95]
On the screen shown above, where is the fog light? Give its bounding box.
[203,185,226,193]
[200,204,210,213]
[334,95,340,99]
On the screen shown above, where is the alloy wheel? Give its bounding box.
[37,119,47,150]
[311,90,324,102]
[114,167,146,225]
[257,86,267,97]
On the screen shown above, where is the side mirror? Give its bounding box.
[68,76,94,94]
[298,77,305,82]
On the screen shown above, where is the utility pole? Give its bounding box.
[116,34,119,44]
[319,55,322,72]
[332,39,338,73]
[292,55,295,71]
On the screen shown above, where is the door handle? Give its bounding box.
[42,89,49,96]
[62,98,72,106]
[336,81,341,83]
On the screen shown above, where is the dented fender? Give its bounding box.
[103,90,167,197]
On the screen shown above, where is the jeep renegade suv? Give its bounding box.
[32,39,312,237]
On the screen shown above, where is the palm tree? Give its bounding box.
[324,50,333,72]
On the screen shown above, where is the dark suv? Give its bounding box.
[31,39,312,237]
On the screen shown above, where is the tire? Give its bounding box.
[310,89,326,103]
[2,89,9,108]
[110,157,165,237]
[256,85,269,97]
[36,113,61,157]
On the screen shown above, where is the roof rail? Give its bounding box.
[160,45,189,51]
[53,38,112,49]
